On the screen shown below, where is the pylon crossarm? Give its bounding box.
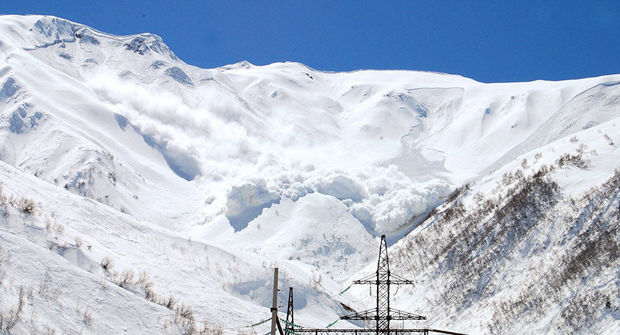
[294,329,369,334]
[390,273,415,284]
[352,272,414,285]
[352,272,376,284]
[352,279,413,285]
[339,309,377,320]
[293,329,463,334]
[388,308,427,320]
[390,279,415,285]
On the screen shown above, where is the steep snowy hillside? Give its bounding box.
[387,122,619,334]
[0,15,618,334]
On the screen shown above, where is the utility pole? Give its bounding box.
[271,268,284,335]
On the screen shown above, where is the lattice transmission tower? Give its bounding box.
[340,235,426,333]
[279,235,466,335]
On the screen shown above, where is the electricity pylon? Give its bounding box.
[340,235,426,333]
[279,235,467,334]
[285,287,295,334]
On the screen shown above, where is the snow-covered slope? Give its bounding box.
[0,15,618,334]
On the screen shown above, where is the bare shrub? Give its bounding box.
[176,303,194,321]
[0,247,8,285]
[0,187,7,218]
[134,270,158,302]
[144,285,156,302]
[533,165,550,178]
[557,152,589,169]
[13,197,37,215]
[135,271,152,287]
[101,256,114,272]
[0,287,25,332]
[42,325,57,335]
[159,295,177,310]
[164,304,199,335]
[83,307,93,327]
[0,186,6,204]
[203,326,223,335]
[74,237,83,248]
[117,269,135,288]
[515,168,525,180]
[534,152,542,162]
[501,171,514,186]
[53,223,65,237]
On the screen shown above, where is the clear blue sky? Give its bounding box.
[2,1,619,83]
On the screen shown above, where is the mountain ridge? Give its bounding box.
[0,14,618,334]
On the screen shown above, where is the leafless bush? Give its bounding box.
[135,271,152,287]
[133,270,157,302]
[501,171,514,186]
[203,327,223,335]
[53,223,65,237]
[42,326,57,335]
[164,304,202,335]
[534,152,542,162]
[0,187,7,218]
[12,197,37,215]
[144,284,156,302]
[0,247,8,285]
[557,152,589,169]
[74,237,83,248]
[101,256,114,272]
[514,168,525,180]
[176,303,194,321]
[160,295,177,310]
[533,165,550,178]
[117,269,135,288]
[445,183,469,203]
[521,158,528,169]
[83,307,93,327]
[0,287,25,332]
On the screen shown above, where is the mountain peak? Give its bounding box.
[121,34,178,60]
[0,15,178,62]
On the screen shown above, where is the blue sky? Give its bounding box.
[2,1,619,83]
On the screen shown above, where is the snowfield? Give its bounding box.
[0,15,618,334]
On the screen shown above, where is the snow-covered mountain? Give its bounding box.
[0,15,617,334]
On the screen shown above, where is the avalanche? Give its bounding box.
[0,15,618,334]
